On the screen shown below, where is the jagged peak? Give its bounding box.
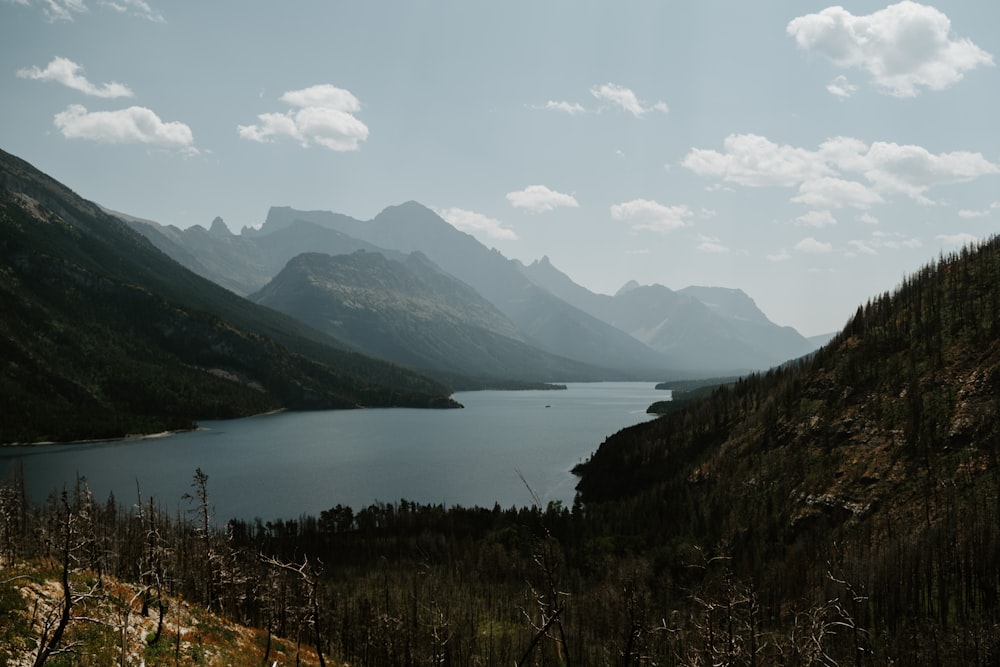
[209,216,230,236]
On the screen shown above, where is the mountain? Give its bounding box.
[118,211,397,295]
[0,149,457,443]
[519,256,814,372]
[251,250,607,382]
[257,203,674,376]
[573,236,1000,659]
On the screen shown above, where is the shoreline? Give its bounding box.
[0,408,288,448]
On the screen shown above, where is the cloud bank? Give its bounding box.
[683,133,999,206]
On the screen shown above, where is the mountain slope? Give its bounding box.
[573,236,1000,659]
[0,149,457,443]
[262,203,673,376]
[519,256,814,372]
[251,251,607,382]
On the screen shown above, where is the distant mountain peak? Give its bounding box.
[209,216,230,236]
[616,280,641,296]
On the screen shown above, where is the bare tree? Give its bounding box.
[261,553,327,667]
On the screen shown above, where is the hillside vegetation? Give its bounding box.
[7,240,1000,665]
[575,236,1000,661]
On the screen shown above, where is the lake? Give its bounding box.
[0,382,667,521]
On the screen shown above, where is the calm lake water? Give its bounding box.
[1,382,667,521]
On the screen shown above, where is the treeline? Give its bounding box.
[6,463,1000,665]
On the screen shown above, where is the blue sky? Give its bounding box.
[2,1,999,337]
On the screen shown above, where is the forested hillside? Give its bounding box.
[7,238,1000,664]
[576,236,1000,661]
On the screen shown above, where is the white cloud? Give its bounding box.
[238,84,368,152]
[682,134,831,187]
[787,2,994,97]
[795,237,833,253]
[610,199,691,233]
[862,141,1000,204]
[936,232,980,247]
[795,210,838,228]
[847,240,878,256]
[506,185,579,213]
[53,104,196,153]
[543,100,586,115]
[826,75,858,99]
[858,212,880,225]
[767,249,791,262]
[696,235,729,254]
[792,177,883,209]
[590,83,668,117]
[17,56,133,98]
[684,133,999,204]
[437,207,517,241]
[958,208,991,219]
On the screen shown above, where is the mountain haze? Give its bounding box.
[260,203,674,376]
[0,149,457,443]
[251,250,608,382]
[519,256,814,372]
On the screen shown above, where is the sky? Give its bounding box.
[2,1,999,338]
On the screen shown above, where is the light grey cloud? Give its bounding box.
[506,185,579,213]
[590,83,668,117]
[437,207,517,241]
[610,199,691,233]
[238,84,368,152]
[53,104,196,153]
[794,237,833,253]
[936,232,980,247]
[871,230,923,249]
[766,249,791,262]
[795,210,838,228]
[788,2,994,97]
[696,235,729,254]
[826,75,858,99]
[8,0,161,21]
[847,239,878,256]
[97,0,162,22]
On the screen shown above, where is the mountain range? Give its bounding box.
[127,202,817,379]
[250,250,606,383]
[0,149,457,444]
